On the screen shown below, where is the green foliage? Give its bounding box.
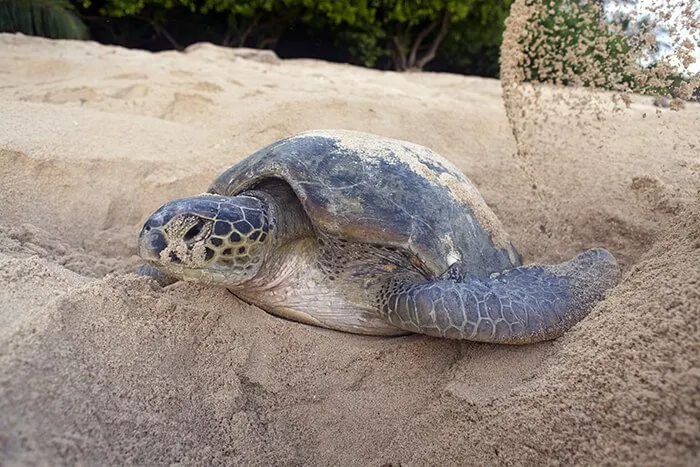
[81,0,175,17]
[375,0,477,69]
[1,0,89,39]
[67,0,513,74]
[334,25,385,67]
[384,0,472,24]
[521,0,636,88]
[519,0,694,97]
[439,0,513,76]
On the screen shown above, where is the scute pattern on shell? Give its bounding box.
[209,130,521,277]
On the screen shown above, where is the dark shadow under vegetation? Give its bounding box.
[1,0,697,96]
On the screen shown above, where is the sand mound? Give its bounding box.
[1,32,698,464]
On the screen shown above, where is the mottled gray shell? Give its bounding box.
[209,130,521,277]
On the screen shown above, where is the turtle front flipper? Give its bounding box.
[379,248,619,344]
[136,264,178,287]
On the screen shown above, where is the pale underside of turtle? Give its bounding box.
[137,130,619,344]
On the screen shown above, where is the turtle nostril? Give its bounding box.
[169,252,182,264]
[148,230,167,255]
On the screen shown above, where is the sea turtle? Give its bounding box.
[137,130,619,344]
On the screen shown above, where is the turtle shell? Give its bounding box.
[209,130,521,277]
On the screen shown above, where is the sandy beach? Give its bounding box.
[1,32,699,465]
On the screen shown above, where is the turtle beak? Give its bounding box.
[137,221,168,263]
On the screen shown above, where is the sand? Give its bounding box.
[0,32,699,465]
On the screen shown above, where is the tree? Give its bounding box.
[81,0,484,70]
[515,0,697,96]
[189,0,481,70]
[80,0,376,50]
[519,0,636,88]
[69,0,513,75]
[79,0,192,49]
[1,0,89,39]
[371,0,476,70]
[196,0,376,49]
[436,0,513,76]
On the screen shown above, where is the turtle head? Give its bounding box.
[138,194,274,285]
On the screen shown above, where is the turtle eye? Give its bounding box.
[184,219,206,241]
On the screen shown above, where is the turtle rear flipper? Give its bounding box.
[380,248,619,344]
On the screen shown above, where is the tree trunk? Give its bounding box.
[391,9,452,72]
[258,36,279,48]
[255,16,286,49]
[407,16,440,68]
[222,14,260,47]
[237,14,260,47]
[143,16,182,50]
[413,9,452,70]
[222,26,235,47]
[390,36,408,71]
[159,26,182,51]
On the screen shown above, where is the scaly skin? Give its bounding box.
[138,132,621,344]
[139,191,620,343]
[377,248,619,344]
[138,191,619,343]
